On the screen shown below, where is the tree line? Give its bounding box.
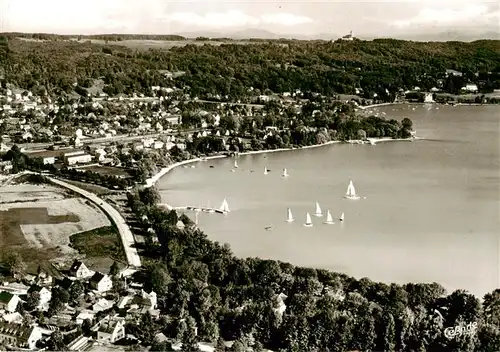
[1,37,499,101]
[123,190,500,352]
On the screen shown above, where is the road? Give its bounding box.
[47,176,142,268]
[19,128,205,151]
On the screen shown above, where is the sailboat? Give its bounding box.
[339,212,344,222]
[219,198,230,214]
[303,212,313,227]
[264,167,269,175]
[324,210,335,224]
[314,202,323,217]
[234,160,239,168]
[345,180,360,200]
[286,207,294,222]
[282,168,289,177]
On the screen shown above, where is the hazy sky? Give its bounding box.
[0,0,499,37]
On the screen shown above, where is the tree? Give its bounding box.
[145,262,172,296]
[3,252,26,278]
[140,185,161,206]
[214,337,227,352]
[109,261,120,277]
[181,316,200,352]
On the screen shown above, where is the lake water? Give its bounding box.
[157,104,500,298]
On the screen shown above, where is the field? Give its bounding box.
[78,165,133,178]
[88,39,254,50]
[0,182,123,273]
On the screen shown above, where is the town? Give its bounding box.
[0,33,499,352]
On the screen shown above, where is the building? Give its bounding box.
[0,323,42,350]
[97,319,125,343]
[42,156,56,165]
[0,292,21,313]
[340,30,354,41]
[89,272,112,293]
[462,83,478,93]
[28,286,52,311]
[69,260,94,279]
[66,153,92,166]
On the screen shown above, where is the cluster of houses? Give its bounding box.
[0,260,158,350]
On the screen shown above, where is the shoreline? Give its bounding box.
[146,137,420,209]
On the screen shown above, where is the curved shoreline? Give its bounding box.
[146,137,419,210]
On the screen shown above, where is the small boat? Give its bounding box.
[324,210,335,224]
[265,226,272,231]
[234,160,239,168]
[339,212,344,222]
[314,202,323,217]
[282,168,289,177]
[207,201,215,213]
[286,207,294,222]
[230,169,236,172]
[303,212,313,227]
[345,180,360,200]
[219,198,230,214]
[264,167,269,175]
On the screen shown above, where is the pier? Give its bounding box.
[158,204,226,214]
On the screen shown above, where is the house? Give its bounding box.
[340,30,354,41]
[89,272,112,293]
[97,319,125,343]
[69,260,94,279]
[462,83,478,93]
[0,323,43,350]
[42,156,56,165]
[92,298,114,312]
[76,310,96,325]
[446,69,463,77]
[66,153,92,165]
[0,292,21,313]
[28,286,52,311]
[0,160,13,173]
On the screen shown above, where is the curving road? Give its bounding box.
[47,176,142,268]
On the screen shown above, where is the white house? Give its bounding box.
[69,260,94,279]
[97,319,125,343]
[66,153,92,166]
[89,273,113,293]
[0,292,21,313]
[42,156,56,165]
[28,286,52,311]
[92,298,114,312]
[462,83,478,93]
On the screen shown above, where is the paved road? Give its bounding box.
[47,176,142,268]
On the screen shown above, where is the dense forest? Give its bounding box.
[1,35,499,101]
[124,190,500,352]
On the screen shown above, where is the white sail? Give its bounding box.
[315,202,323,217]
[286,207,294,222]
[304,212,313,227]
[282,168,289,177]
[219,198,230,213]
[345,180,360,200]
[340,212,344,221]
[234,160,239,168]
[264,167,268,175]
[325,210,334,224]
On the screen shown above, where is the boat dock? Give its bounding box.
[158,204,226,214]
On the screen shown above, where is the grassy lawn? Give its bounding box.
[70,226,126,265]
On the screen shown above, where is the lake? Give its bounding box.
[157,104,500,298]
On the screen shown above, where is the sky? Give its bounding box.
[0,0,499,38]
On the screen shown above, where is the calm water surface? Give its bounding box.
[158,104,500,297]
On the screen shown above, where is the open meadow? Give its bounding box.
[0,181,124,273]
